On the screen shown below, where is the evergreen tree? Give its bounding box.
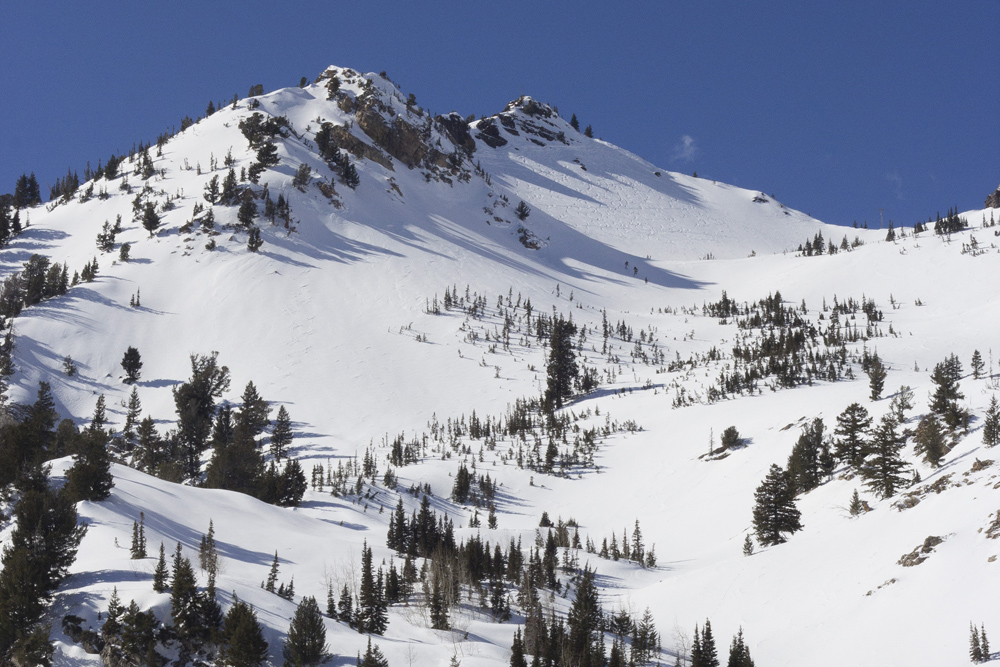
[173,352,231,479]
[565,566,602,667]
[860,414,908,499]
[341,161,360,189]
[247,226,263,252]
[170,546,203,645]
[787,417,825,494]
[742,534,754,556]
[984,396,1000,448]
[121,346,142,384]
[65,427,114,502]
[981,624,991,661]
[271,405,293,459]
[429,567,449,630]
[929,353,967,431]
[141,202,160,237]
[515,201,531,221]
[727,627,754,667]
[701,619,719,667]
[123,387,142,442]
[912,414,947,467]
[848,489,864,516]
[265,551,280,593]
[972,622,984,663]
[972,350,985,379]
[283,596,330,667]
[584,125,593,138]
[130,514,147,559]
[543,315,578,412]
[152,542,169,593]
[752,464,802,546]
[238,196,258,227]
[866,354,887,400]
[569,114,580,131]
[238,381,271,437]
[510,626,528,667]
[834,403,871,469]
[218,598,269,667]
[359,637,389,667]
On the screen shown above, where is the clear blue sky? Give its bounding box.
[1,1,996,227]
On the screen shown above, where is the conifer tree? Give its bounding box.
[342,161,360,189]
[218,598,269,667]
[912,414,947,467]
[359,637,389,667]
[152,542,169,593]
[972,350,985,379]
[247,226,263,252]
[271,405,293,460]
[570,114,580,131]
[983,396,1000,448]
[700,619,719,667]
[121,346,142,384]
[238,381,271,437]
[565,566,602,667]
[929,353,967,431]
[752,464,802,546]
[142,202,160,237]
[866,354,887,400]
[742,534,754,556]
[971,622,984,663]
[510,626,528,667]
[727,627,754,667]
[123,387,141,441]
[848,489,864,516]
[265,551,280,593]
[282,596,330,667]
[65,426,114,502]
[860,414,908,499]
[981,624,990,661]
[543,315,578,412]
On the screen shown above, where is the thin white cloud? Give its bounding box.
[885,171,904,201]
[672,135,698,162]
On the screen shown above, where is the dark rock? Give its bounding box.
[475,119,507,148]
[986,183,1000,209]
[435,113,476,153]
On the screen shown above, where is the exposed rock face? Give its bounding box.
[325,124,393,170]
[986,183,1000,209]
[435,112,476,153]
[474,96,570,150]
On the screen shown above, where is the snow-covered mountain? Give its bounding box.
[2,65,999,666]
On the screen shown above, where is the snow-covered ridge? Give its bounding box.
[3,64,999,666]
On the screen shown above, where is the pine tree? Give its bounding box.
[142,202,160,237]
[238,381,271,437]
[271,405,293,459]
[848,489,864,516]
[153,543,169,593]
[727,627,754,667]
[515,200,531,221]
[972,350,985,379]
[569,114,580,131]
[742,534,754,556]
[565,566,602,667]
[983,396,1000,448]
[65,427,114,502]
[982,623,991,662]
[866,354,887,400]
[860,414,908,499]
[198,519,218,574]
[787,417,825,494]
[584,125,593,138]
[342,161,360,189]
[971,622,984,663]
[930,353,967,431]
[121,346,142,384]
[913,414,947,467]
[238,196,258,227]
[218,598,269,667]
[834,403,871,469]
[282,596,330,667]
[170,547,203,645]
[359,637,389,667]
[701,619,719,667]
[265,551,280,592]
[130,514,147,559]
[247,227,263,252]
[123,387,142,442]
[752,464,802,546]
[510,626,529,667]
[543,315,578,412]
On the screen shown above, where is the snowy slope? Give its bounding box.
[1,66,998,666]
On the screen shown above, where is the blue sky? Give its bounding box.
[1,1,996,227]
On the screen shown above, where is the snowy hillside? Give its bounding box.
[1,66,998,666]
